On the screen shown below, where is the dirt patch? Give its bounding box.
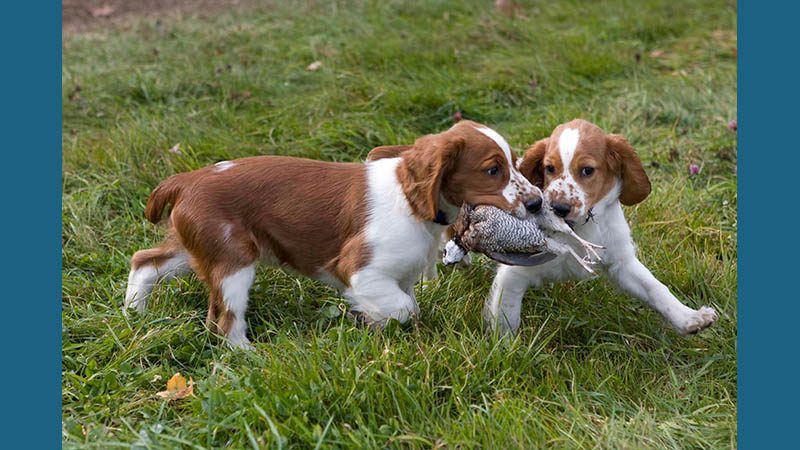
[63,0,260,36]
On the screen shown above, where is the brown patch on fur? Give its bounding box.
[397,120,537,221]
[605,134,651,205]
[216,309,236,336]
[366,145,412,161]
[324,232,370,286]
[130,230,185,270]
[563,121,624,208]
[205,283,227,335]
[159,156,372,287]
[519,138,548,188]
[396,134,464,220]
[145,169,213,224]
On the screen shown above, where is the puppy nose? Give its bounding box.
[525,197,543,214]
[551,202,571,218]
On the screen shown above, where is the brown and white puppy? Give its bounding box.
[485,119,718,336]
[124,120,543,348]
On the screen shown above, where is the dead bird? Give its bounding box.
[443,204,604,274]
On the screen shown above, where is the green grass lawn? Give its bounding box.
[62,1,737,448]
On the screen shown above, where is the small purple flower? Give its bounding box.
[728,119,737,131]
[452,111,463,122]
[688,164,700,175]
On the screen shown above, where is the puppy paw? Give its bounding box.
[349,310,390,330]
[123,297,147,315]
[678,306,718,335]
[348,310,372,328]
[226,337,255,351]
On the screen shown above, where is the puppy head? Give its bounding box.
[519,119,651,224]
[397,120,542,222]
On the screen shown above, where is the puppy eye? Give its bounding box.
[487,166,499,176]
[581,167,595,176]
[545,165,556,174]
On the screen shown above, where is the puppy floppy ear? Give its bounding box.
[519,138,548,188]
[397,134,464,221]
[366,145,412,162]
[606,134,651,205]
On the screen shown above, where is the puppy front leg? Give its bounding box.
[421,258,439,283]
[607,258,717,335]
[421,230,446,283]
[347,272,421,326]
[484,265,534,335]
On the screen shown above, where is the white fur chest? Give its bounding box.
[536,197,635,283]
[362,158,442,280]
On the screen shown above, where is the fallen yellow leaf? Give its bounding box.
[156,372,194,401]
[167,372,186,390]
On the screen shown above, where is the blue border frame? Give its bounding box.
[738,0,799,447]
[1,1,62,447]
[6,0,800,446]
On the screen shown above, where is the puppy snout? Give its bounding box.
[525,197,543,214]
[551,202,571,218]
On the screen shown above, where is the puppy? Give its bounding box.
[485,119,718,336]
[124,120,543,348]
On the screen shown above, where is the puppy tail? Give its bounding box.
[144,172,194,224]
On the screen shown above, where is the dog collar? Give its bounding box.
[433,209,449,225]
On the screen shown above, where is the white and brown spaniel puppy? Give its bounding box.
[485,119,718,336]
[124,120,543,348]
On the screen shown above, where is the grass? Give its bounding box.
[62,0,737,448]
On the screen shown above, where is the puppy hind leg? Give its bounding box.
[209,265,257,350]
[124,234,191,313]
